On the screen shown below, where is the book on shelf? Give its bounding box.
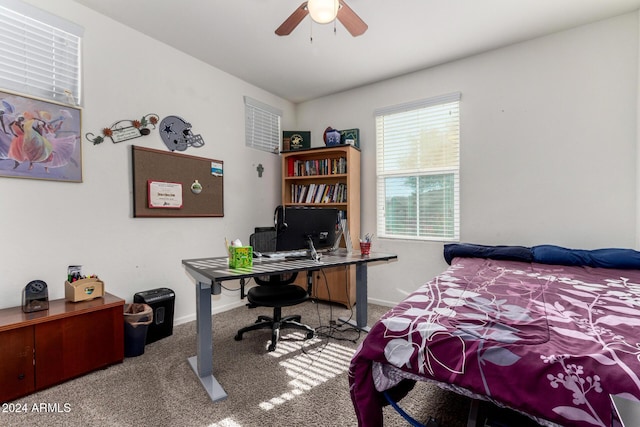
[288,157,347,177]
[290,183,348,204]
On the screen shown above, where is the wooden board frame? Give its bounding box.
[132,145,223,217]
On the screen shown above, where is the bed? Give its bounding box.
[349,244,640,427]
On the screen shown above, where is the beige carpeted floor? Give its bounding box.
[0,301,476,427]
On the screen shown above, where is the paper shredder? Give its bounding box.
[133,287,175,344]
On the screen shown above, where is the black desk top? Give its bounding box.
[182,250,397,283]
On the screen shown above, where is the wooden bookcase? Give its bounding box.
[0,293,124,403]
[281,145,360,307]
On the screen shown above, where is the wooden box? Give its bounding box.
[65,278,104,302]
[282,131,311,151]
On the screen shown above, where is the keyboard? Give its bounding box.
[261,250,308,259]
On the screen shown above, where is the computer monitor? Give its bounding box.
[275,206,340,252]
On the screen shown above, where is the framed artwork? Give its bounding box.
[0,90,82,182]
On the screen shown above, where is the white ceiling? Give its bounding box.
[73,0,640,104]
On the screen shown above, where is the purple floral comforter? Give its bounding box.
[349,257,640,426]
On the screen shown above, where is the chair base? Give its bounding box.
[235,308,314,352]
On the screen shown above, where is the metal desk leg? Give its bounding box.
[339,263,371,332]
[187,280,228,402]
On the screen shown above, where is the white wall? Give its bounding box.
[2,3,637,320]
[296,13,639,305]
[0,0,296,323]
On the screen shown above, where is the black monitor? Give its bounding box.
[275,206,339,252]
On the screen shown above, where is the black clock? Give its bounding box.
[22,280,49,313]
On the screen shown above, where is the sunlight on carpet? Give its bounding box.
[208,418,242,427]
[258,332,355,411]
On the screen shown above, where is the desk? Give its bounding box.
[182,250,397,402]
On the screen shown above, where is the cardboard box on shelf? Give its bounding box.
[65,278,104,302]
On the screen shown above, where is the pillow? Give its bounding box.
[532,245,640,269]
[443,243,533,265]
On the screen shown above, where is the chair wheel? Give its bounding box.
[234,334,242,341]
[306,331,314,339]
[268,343,276,352]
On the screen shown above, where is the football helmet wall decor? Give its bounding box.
[159,115,205,151]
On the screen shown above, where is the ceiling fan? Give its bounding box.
[275,0,368,37]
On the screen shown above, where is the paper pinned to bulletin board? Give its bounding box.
[132,145,223,217]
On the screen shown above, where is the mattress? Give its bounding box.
[349,256,640,427]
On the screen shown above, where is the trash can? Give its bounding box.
[123,303,153,357]
[133,288,175,344]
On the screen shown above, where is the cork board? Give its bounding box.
[132,145,223,217]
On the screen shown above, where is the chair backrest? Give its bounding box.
[250,229,277,253]
[250,230,297,286]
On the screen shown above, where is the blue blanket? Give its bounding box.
[532,245,640,269]
[444,243,640,269]
[443,243,532,265]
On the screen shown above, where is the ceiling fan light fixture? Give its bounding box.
[307,0,340,24]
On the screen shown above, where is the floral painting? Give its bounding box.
[0,90,82,182]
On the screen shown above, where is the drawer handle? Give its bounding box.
[17,373,25,380]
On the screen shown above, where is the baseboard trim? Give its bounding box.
[174,299,248,326]
[366,297,397,308]
[174,297,398,327]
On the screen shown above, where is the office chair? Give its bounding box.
[234,229,315,352]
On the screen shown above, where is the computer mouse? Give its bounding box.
[253,251,262,258]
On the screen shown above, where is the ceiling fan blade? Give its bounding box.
[275,2,309,36]
[337,0,368,37]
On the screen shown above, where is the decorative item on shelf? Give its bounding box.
[159,115,205,152]
[340,128,360,148]
[85,113,159,145]
[323,127,341,146]
[282,131,310,151]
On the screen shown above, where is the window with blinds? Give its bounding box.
[375,92,460,241]
[244,96,282,154]
[0,0,83,105]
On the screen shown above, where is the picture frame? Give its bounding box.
[0,90,82,182]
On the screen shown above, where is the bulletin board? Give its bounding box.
[132,145,224,217]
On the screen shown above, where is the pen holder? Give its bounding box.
[359,242,371,255]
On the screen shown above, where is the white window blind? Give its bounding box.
[0,0,83,105]
[375,92,461,241]
[244,96,282,154]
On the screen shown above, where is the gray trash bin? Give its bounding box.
[123,303,153,357]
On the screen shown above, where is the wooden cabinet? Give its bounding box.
[0,327,34,402]
[281,145,360,307]
[0,293,124,402]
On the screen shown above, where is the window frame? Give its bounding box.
[244,96,282,154]
[0,0,83,106]
[375,92,461,242]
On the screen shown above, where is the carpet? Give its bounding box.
[0,301,473,427]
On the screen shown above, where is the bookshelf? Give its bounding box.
[281,145,360,307]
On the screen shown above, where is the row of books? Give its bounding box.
[291,183,348,204]
[287,157,347,177]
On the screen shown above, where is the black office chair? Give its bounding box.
[234,229,315,352]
